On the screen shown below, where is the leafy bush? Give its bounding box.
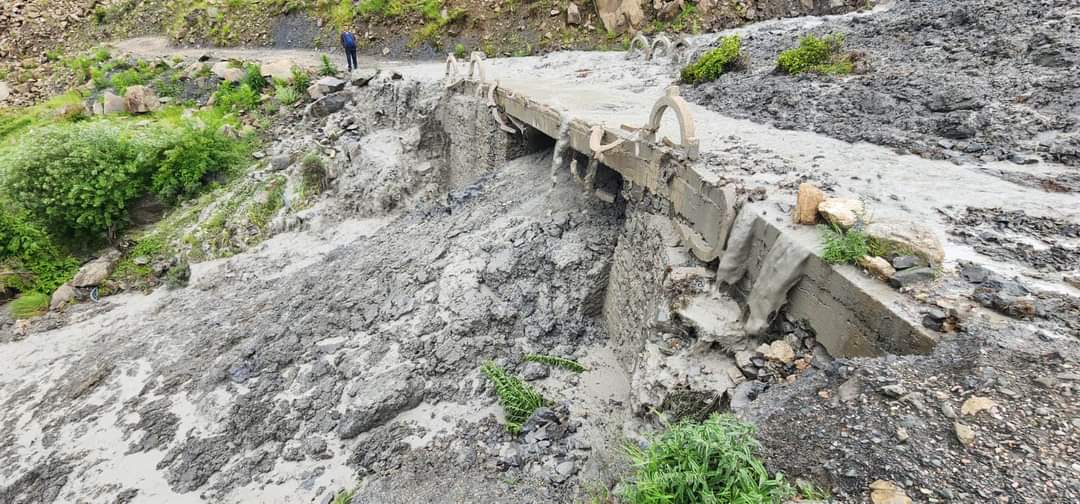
[2,121,150,239]
[358,0,388,17]
[241,63,268,91]
[291,68,312,94]
[213,82,260,112]
[453,43,467,59]
[681,34,744,84]
[0,205,79,293]
[320,55,338,77]
[480,361,547,434]
[777,33,853,75]
[149,117,248,204]
[9,292,50,319]
[331,0,357,28]
[622,414,793,504]
[819,223,869,264]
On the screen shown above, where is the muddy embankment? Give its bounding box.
[0,70,787,503]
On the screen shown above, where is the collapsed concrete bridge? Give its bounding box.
[445,51,936,359]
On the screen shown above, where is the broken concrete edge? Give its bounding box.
[739,203,938,357]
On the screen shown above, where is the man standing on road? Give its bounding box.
[341,30,358,72]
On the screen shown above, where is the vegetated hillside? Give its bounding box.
[0,0,870,106]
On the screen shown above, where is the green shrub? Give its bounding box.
[319,54,338,77]
[453,43,467,59]
[777,33,853,75]
[331,0,357,28]
[291,68,312,94]
[622,414,793,504]
[154,74,184,98]
[819,223,869,264]
[480,361,547,434]
[241,63,268,91]
[0,205,79,293]
[275,84,301,105]
[9,292,50,319]
[149,117,248,204]
[681,34,743,84]
[110,68,148,94]
[1,121,150,240]
[358,0,388,17]
[213,82,260,112]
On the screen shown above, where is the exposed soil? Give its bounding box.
[683,0,1080,169]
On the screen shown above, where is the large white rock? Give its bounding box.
[0,81,9,102]
[261,59,300,82]
[102,90,125,114]
[71,250,122,287]
[594,0,645,33]
[865,221,946,266]
[50,283,76,311]
[817,197,864,230]
[123,85,160,114]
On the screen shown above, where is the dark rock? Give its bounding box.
[890,255,923,270]
[960,262,991,284]
[306,93,350,118]
[888,267,934,288]
[729,380,768,410]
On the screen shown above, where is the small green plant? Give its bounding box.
[681,34,744,84]
[319,54,338,77]
[819,223,869,265]
[10,292,50,319]
[213,82,260,112]
[480,361,548,434]
[777,33,854,75]
[291,68,312,94]
[275,84,301,105]
[797,480,831,500]
[330,488,356,504]
[453,43,467,59]
[300,152,328,196]
[622,414,793,504]
[524,354,587,373]
[241,63,268,91]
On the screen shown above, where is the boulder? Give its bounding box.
[261,59,299,82]
[103,90,125,114]
[315,76,346,95]
[306,93,350,118]
[793,182,824,225]
[657,0,683,21]
[566,2,582,24]
[857,255,895,280]
[865,221,945,266]
[50,284,76,311]
[594,0,645,33]
[71,250,122,287]
[817,197,864,230]
[758,340,795,364]
[869,480,913,504]
[350,69,378,87]
[307,83,324,100]
[123,85,160,114]
[211,61,231,79]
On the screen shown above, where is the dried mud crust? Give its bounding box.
[683,0,1080,169]
[745,331,1080,503]
[0,151,626,502]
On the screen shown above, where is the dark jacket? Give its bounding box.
[341,32,357,49]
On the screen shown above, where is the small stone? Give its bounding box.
[1034,407,1051,416]
[838,377,862,402]
[793,182,825,225]
[270,154,291,171]
[382,47,391,56]
[869,480,913,504]
[817,197,864,230]
[1034,376,1058,388]
[960,396,997,416]
[896,427,909,443]
[521,362,549,381]
[764,340,795,364]
[890,255,923,270]
[252,151,266,159]
[566,2,582,24]
[888,267,934,289]
[555,460,576,476]
[881,384,907,399]
[954,422,976,446]
[858,255,896,280]
[941,403,957,419]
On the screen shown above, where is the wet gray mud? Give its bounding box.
[0,72,632,501]
[684,0,1080,171]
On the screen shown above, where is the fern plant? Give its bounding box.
[319,54,339,77]
[524,354,588,373]
[480,361,547,434]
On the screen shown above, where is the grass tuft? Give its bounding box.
[330,487,356,504]
[524,354,587,373]
[819,223,869,264]
[480,361,547,434]
[622,414,793,504]
[10,292,50,319]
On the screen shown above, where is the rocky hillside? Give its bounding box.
[1,0,869,106]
